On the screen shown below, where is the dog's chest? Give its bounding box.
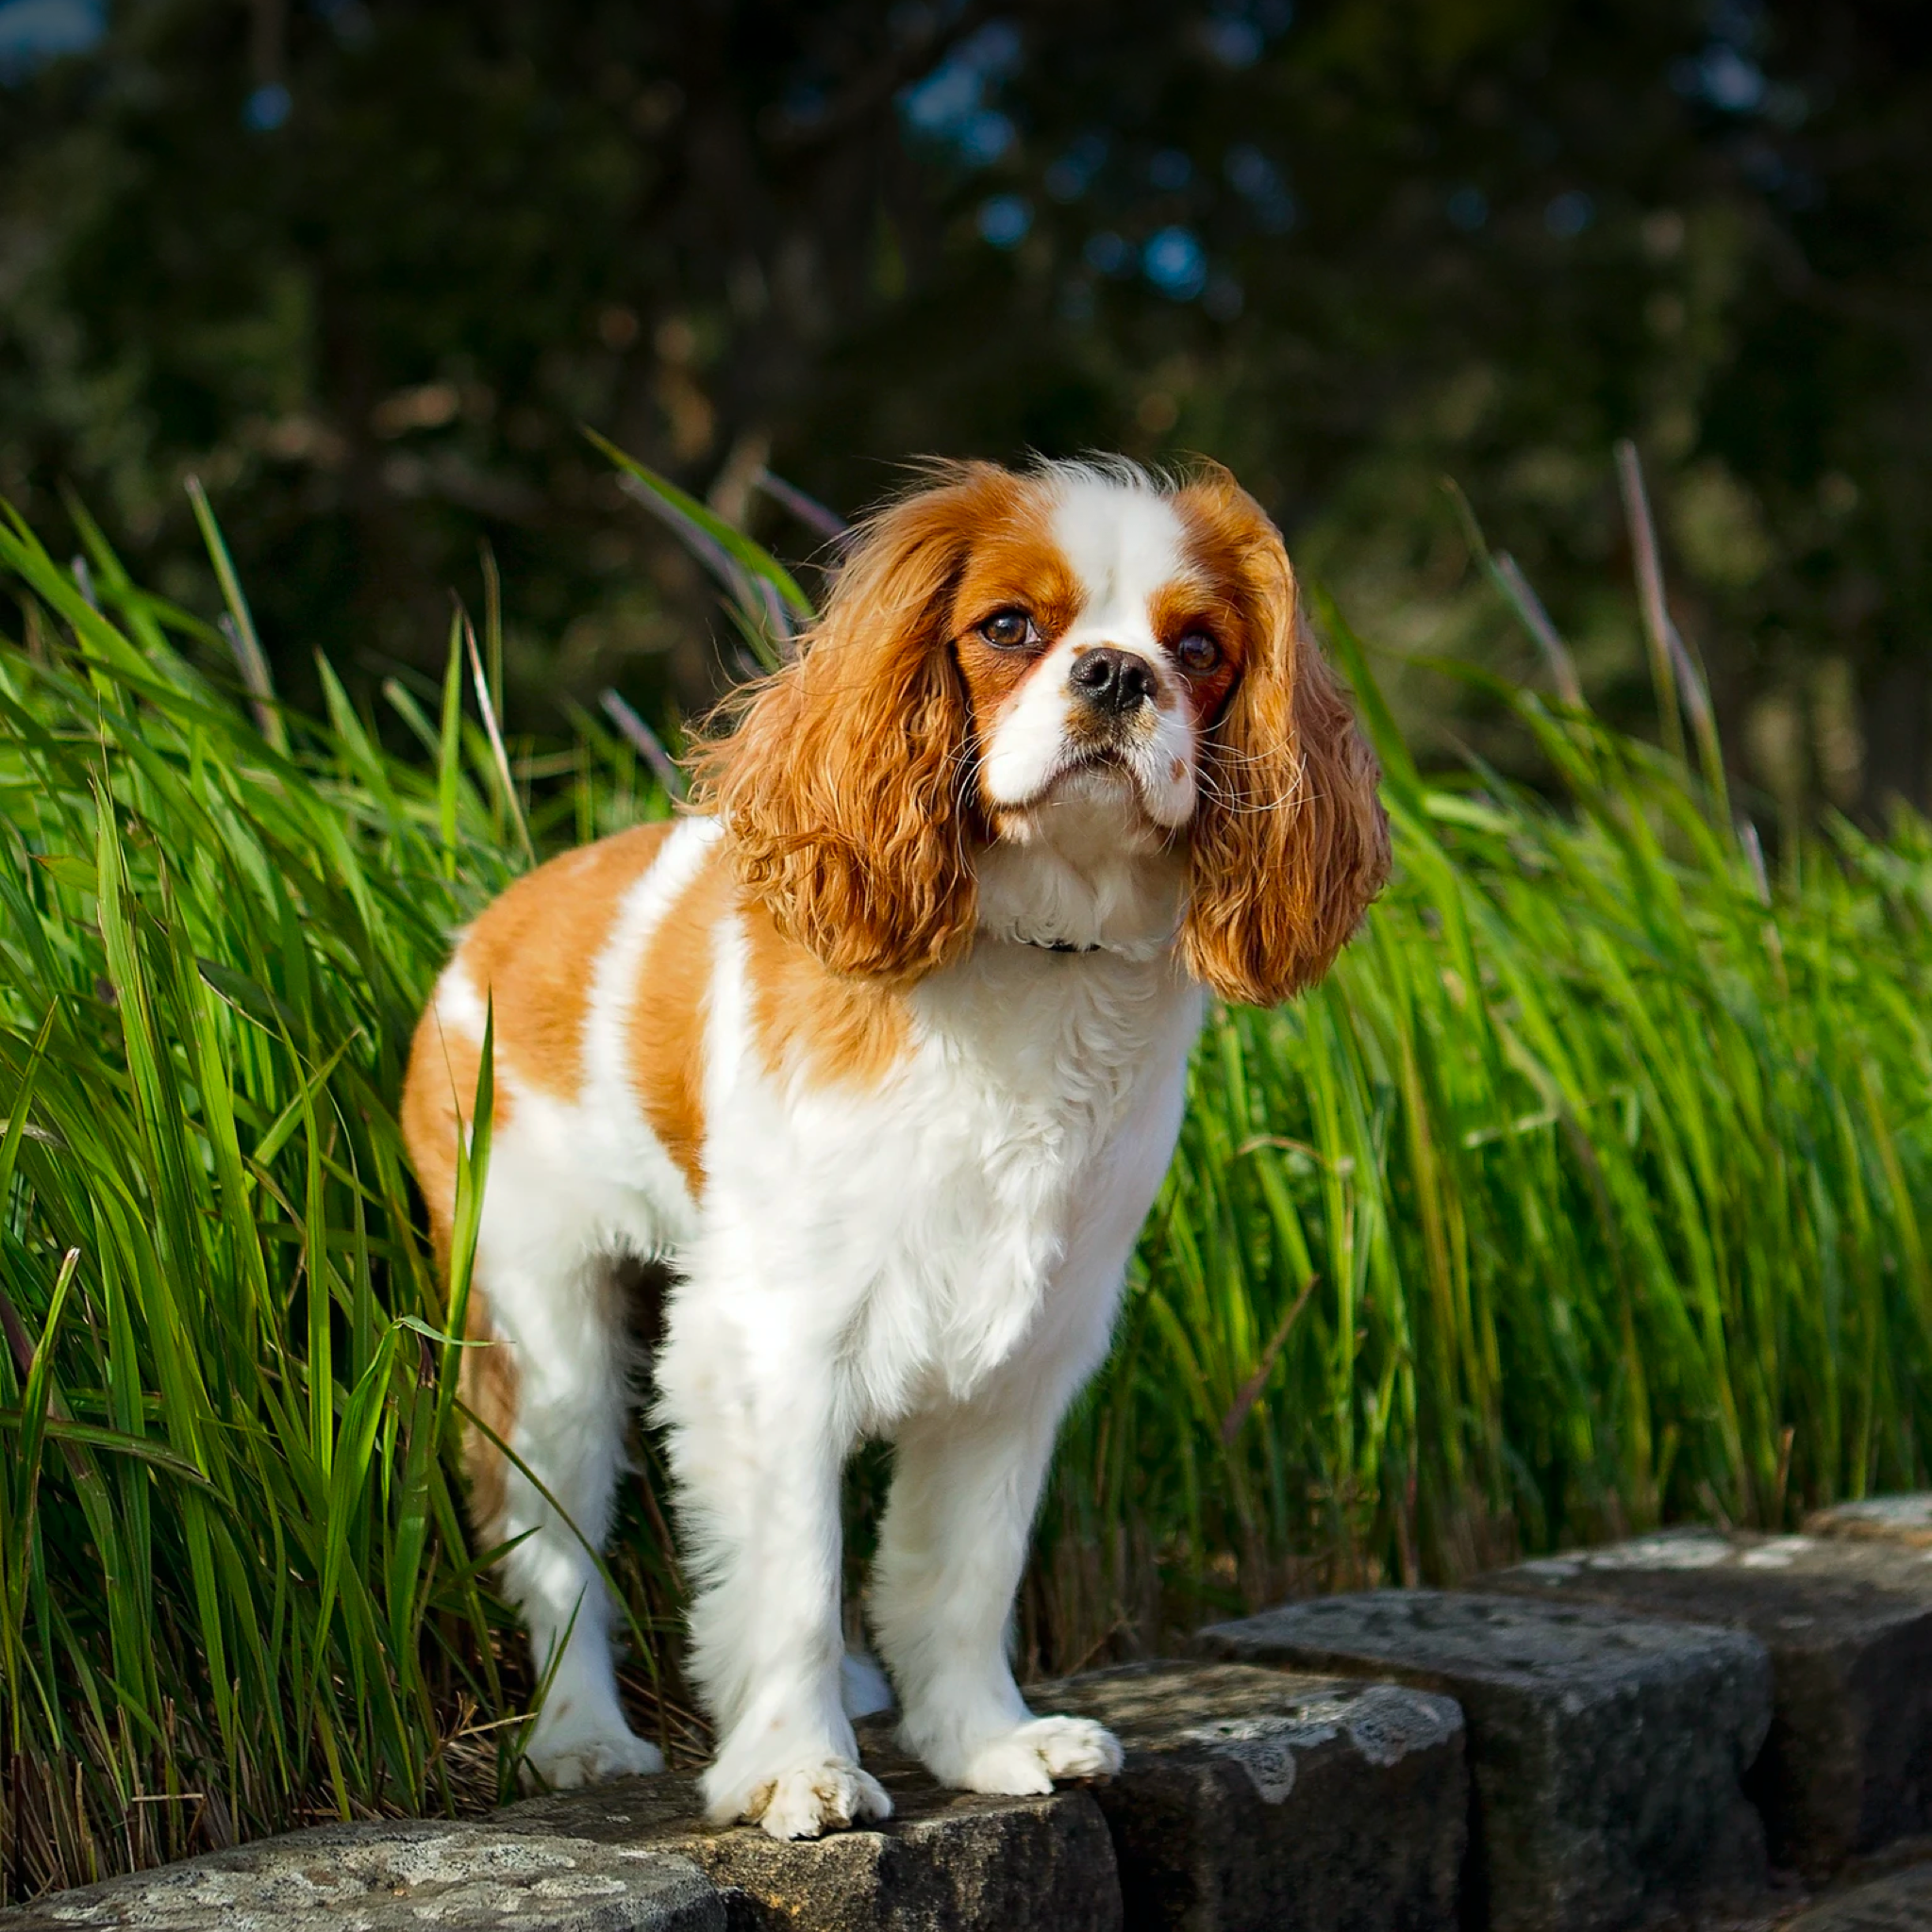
[827,950,1195,1413]
[921,953,1174,1171]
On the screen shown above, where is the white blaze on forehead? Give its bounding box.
[1047,471,1191,645]
[979,469,1201,827]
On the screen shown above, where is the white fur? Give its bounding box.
[439,469,1218,1836]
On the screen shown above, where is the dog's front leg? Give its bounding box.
[865,1092,1191,1799]
[655,1283,890,1840]
[869,1367,1124,1794]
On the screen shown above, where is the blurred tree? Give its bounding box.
[0,0,1925,815]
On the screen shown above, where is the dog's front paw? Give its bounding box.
[956,1715,1123,1795]
[706,1756,892,1840]
[521,1720,665,1790]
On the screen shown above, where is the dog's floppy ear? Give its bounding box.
[1177,482,1391,1007]
[693,475,990,984]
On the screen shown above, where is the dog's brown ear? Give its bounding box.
[692,476,993,984]
[1176,482,1391,1007]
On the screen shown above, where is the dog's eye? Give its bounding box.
[1176,632,1221,674]
[978,610,1037,650]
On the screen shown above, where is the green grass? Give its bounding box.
[0,505,688,1898]
[4,482,1932,1900]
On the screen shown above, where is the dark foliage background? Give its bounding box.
[2,0,1926,816]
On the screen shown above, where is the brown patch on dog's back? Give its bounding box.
[629,848,728,1199]
[741,896,912,1094]
[626,847,914,1191]
[461,821,676,1101]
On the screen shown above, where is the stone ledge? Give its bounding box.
[1196,1588,1771,1932]
[0,1820,724,1931]
[1478,1527,1932,1876]
[497,1751,1122,1932]
[1034,1658,1467,1931]
[1807,1496,1932,1552]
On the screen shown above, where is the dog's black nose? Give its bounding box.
[1070,647,1156,716]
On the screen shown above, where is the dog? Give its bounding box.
[400,457,1389,1838]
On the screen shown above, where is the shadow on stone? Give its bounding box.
[1195,1589,1771,1932]
[1032,1658,1467,1931]
[1479,1528,1932,1877]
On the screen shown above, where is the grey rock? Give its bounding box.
[498,1750,1121,1932]
[1481,1527,1932,1875]
[1195,1588,1771,1932]
[1807,1497,1932,1551]
[0,1820,722,1931]
[1031,1659,1466,1931]
[1788,1861,1932,1929]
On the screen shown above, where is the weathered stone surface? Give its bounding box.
[1029,1659,1466,1931]
[1195,1589,1770,1932]
[0,1820,722,1931]
[498,1747,1122,1932]
[1787,1860,1932,1929]
[1480,1527,1932,1875]
[1807,1497,1932,1551]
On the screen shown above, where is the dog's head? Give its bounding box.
[695,458,1390,1004]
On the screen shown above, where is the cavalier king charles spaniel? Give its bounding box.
[401,457,1389,1838]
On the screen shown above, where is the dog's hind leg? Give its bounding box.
[467,1235,664,1790]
